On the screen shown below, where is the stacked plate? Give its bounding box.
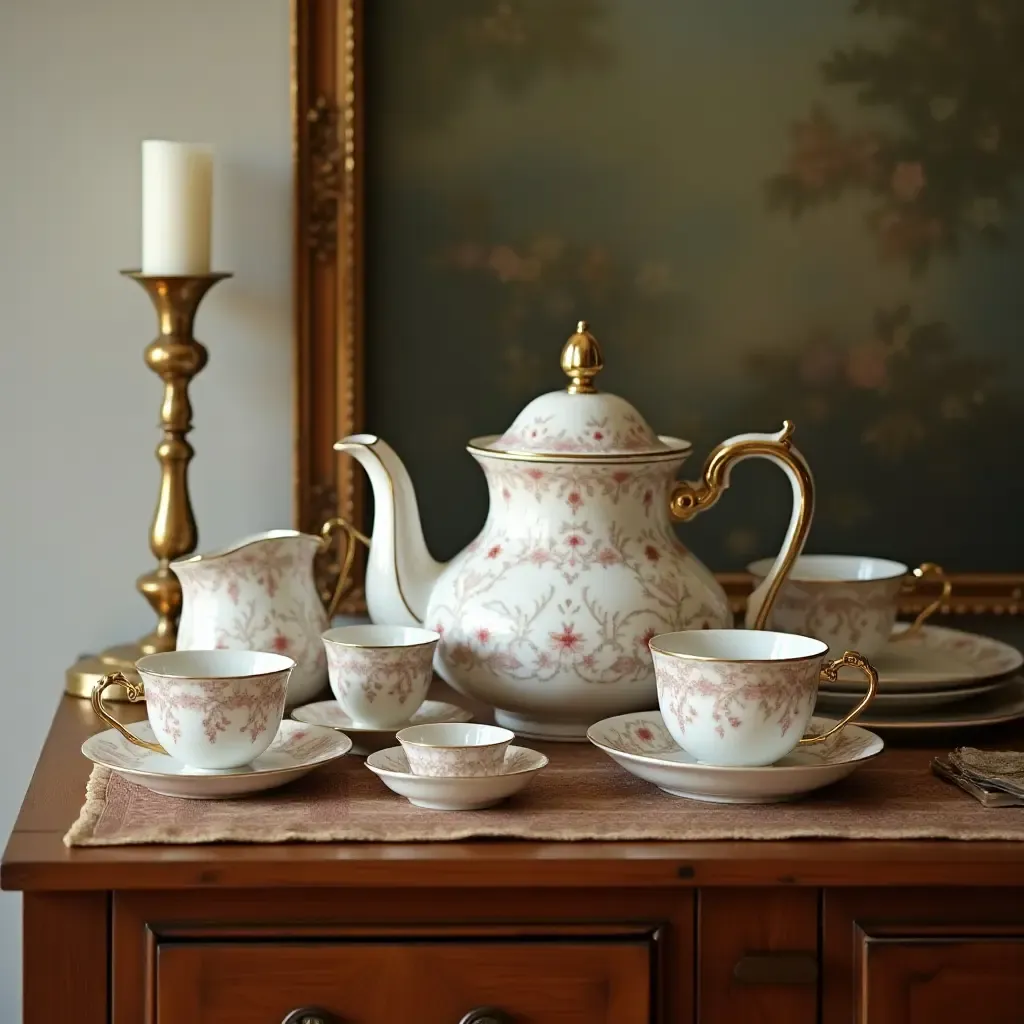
[815,624,1024,731]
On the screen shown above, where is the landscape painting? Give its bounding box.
[308,0,1024,604]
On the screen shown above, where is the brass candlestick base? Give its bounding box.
[66,271,232,700]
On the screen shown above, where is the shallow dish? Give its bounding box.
[291,699,473,755]
[817,679,1005,713]
[822,624,1021,693]
[846,677,1024,732]
[365,744,547,810]
[587,711,882,804]
[81,720,351,799]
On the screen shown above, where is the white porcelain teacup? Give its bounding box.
[649,629,878,767]
[91,650,294,771]
[746,555,951,658]
[396,722,514,777]
[322,625,440,729]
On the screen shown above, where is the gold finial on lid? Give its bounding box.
[560,320,604,394]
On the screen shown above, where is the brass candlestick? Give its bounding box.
[66,271,232,699]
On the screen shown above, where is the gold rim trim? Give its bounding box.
[746,558,909,585]
[649,631,829,664]
[396,727,514,750]
[171,529,317,568]
[468,434,691,463]
[321,629,440,650]
[133,658,296,681]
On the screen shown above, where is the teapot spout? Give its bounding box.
[334,434,444,626]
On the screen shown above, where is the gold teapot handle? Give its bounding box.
[320,517,371,620]
[670,421,814,630]
[891,561,952,641]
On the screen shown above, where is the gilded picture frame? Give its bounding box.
[292,0,1024,617]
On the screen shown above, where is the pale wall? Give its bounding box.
[0,0,293,1014]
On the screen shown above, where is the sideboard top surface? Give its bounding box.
[5,688,1024,892]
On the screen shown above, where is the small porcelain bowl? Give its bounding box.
[396,722,514,777]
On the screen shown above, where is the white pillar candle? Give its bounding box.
[141,140,213,275]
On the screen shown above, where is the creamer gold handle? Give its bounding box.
[800,651,878,746]
[320,517,371,620]
[89,673,166,754]
[670,421,814,629]
[892,561,951,642]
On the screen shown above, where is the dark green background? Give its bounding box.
[362,0,1024,572]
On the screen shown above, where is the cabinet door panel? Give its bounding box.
[157,939,651,1024]
[824,888,1024,1024]
[862,939,1024,1024]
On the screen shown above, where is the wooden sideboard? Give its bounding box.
[7,695,1024,1024]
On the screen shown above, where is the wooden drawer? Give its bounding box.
[156,937,653,1023]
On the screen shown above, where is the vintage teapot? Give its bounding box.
[336,322,814,739]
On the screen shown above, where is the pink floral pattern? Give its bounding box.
[899,626,1022,676]
[428,460,729,702]
[143,674,288,745]
[759,576,902,654]
[172,533,329,706]
[652,655,818,740]
[598,715,681,756]
[401,741,508,778]
[494,409,662,454]
[592,712,878,766]
[373,745,543,777]
[88,719,338,772]
[324,642,435,713]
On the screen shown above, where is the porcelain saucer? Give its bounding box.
[824,624,1022,694]
[81,720,352,799]
[817,679,1005,713]
[291,699,473,755]
[844,676,1024,732]
[587,712,883,804]
[365,744,548,810]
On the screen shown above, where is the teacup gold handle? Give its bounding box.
[800,651,878,746]
[90,673,166,754]
[891,562,951,642]
[320,516,372,620]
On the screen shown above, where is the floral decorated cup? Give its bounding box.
[746,555,951,658]
[322,625,439,729]
[90,650,294,771]
[396,722,515,777]
[649,629,878,767]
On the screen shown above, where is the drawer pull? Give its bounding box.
[733,952,818,986]
[280,1008,336,1024]
[459,1009,514,1024]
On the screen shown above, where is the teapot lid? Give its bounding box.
[481,322,688,459]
